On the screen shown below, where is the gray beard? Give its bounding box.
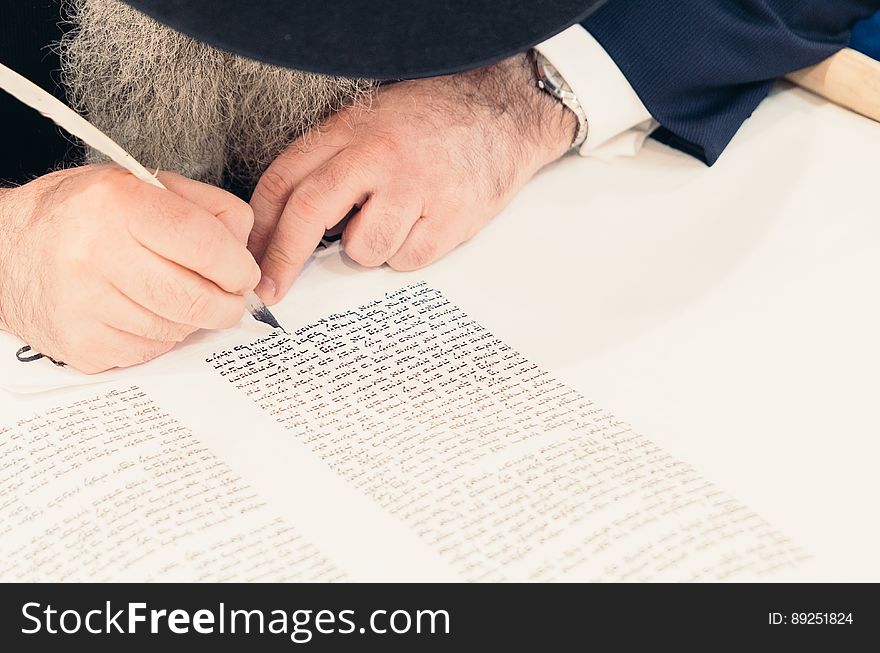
[58,0,375,193]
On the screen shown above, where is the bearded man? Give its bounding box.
[1,0,877,372]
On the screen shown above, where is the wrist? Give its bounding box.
[0,185,31,334]
[504,53,579,165]
[0,188,15,332]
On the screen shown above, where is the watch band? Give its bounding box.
[531,50,589,150]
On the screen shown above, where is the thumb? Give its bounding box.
[256,207,327,304]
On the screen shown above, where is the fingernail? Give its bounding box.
[255,276,276,303]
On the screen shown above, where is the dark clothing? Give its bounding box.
[852,11,880,60]
[2,0,879,186]
[0,1,80,185]
[584,0,880,164]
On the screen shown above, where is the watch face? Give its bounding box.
[534,50,587,149]
[542,59,561,81]
[536,53,566,97]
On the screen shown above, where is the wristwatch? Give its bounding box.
[531,50,589,150]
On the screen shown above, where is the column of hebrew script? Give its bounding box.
[0,385,345,582]
[207,282,809,581]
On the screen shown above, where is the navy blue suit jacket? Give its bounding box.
[3,1,879,183]
[852,11,880,60]
[583,0,880,164]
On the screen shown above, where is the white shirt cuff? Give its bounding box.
[534,24,657,159]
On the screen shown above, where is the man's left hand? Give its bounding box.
[248,53,576,304]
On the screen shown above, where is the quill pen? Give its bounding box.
[0,62,282,330]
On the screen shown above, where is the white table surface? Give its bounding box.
[2,84,878,580]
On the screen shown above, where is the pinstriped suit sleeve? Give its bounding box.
[583,0,880,164]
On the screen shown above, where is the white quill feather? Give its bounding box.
[0,62,163,189]
[0,62,282,329]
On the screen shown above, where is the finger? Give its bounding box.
[61,355,111,376]
[105,246,247,330]
[62,325,176,374]
[97,326,177,370]
[157,171,255,245]
[129,184,261,295]
[387,214,469,272]
[258,152,376,304]
[249,122,355,261]
[341,193,422,267]
[97,291,196,343]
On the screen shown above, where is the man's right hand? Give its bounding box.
[0,164,261,373]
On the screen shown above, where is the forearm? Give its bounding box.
[0,181,42,337]
[0,186,19,333]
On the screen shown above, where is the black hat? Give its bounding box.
[122,0,607,79]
